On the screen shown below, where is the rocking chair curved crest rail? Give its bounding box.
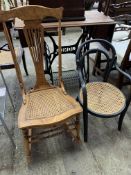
[0,5,82,163]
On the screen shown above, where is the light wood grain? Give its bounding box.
[0,5,82,163]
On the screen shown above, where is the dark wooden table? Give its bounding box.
[15,10,115,29]
[15,10,116,64]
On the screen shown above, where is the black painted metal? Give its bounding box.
[44,41,54,83]
[45,24,115,66]
[45,32,83,66]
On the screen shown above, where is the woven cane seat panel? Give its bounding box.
[0,48,21,65]
[26,88,76,120]
[80,82,126,116]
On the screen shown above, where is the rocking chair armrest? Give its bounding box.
[116,64,131,82]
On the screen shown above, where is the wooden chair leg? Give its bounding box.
[22,129,31,163]
[64,115,81,143]
[28,129,32,152]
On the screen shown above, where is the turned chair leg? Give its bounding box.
[22,50,29,76]
[22,129,31,163]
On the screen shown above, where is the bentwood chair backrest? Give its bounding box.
[0,5,63,93]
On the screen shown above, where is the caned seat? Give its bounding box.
[80,82,126,116]
[19,87,81,128]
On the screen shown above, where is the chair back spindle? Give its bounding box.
[23,24,49,89]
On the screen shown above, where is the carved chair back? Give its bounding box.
[0,5,63,93]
